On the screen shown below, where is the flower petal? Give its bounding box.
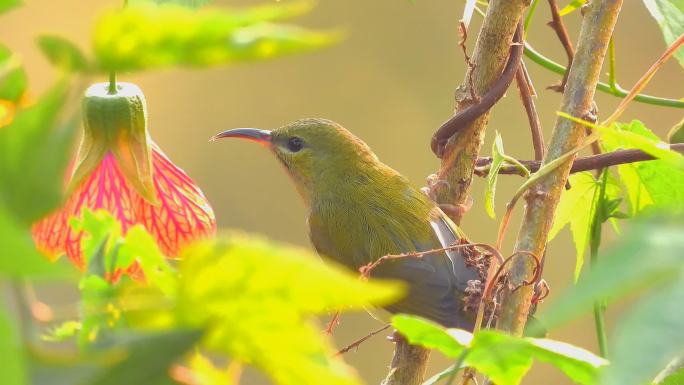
[136,145,216,257]
[32,153,137,266]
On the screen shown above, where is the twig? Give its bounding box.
[336,324,391,356]
[475,143,684,176]
[496,0,624,336]
[325,311,341,335]
[515,62,545,160]
[431,22,524,157]
[546,0,575,91]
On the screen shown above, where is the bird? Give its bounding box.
[212,118,482,329]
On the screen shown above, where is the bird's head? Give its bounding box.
[212,118,380,201]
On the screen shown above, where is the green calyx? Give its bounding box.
[70,82,156,203]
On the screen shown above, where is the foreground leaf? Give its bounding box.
[540,215,684,330]
[0,45,27,103]
[37,36,90,72]
[602,281,684,385]
[0,310,25,385]
[485,132,506,219]
[559,0,585,16]
[93,3,338,72]
[393,315,605,385]
[659,367,684,385]
[642,0,684,67]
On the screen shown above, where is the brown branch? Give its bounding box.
[496,0,624,336]
[430,0,530,226]
[431,22,524,157]
[547,0,575,92]
[515,62,545,160]
[475,143,684,176]
[336,324,391,356]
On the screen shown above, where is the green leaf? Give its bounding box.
[642,0,684,67]
[485,132,506,219]
[37,35,90,72]
[0,310,26,385]
[602,120,684,169]
[42,321,81,342]
[173,237,402,385]
[659,367,684,385]
[602,120,684,214]
[0,206,74,278]
[393,315,605,385]
[392,315,467,357]
[89,330,203,385]
[602,281,684,385]
[0,0,20,15]
[540,215,684,330]
[118,225,175,295]
[0,44,27,102]
[92,2,339,72]
[0,81,78,223]
[667,117,684,143]
[559,0,585,16]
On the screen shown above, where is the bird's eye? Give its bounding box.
[287,136,304,152]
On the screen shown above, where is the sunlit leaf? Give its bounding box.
[642,0,684,67]
[0,44,26,103]
[602,120,684,214]
[0,310,26,385]
[659,367,684,385]
[559,0,585,16]
[92,3,339,72]
[667,117,684,143]
[0,0,20,15]
[128,0,214,7]
[485,132,506,219]
[392,315,606,385]
[37,35,90,72]
[603,281,684,385]
[392,314,467,357]
[540,215,684,330]
[42,321,81,342]
[601,120,684,169]
[0,81,77,223]
[174,238,402,385]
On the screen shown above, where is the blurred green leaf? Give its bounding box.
[559,0,585,16]
[0,81,78,223]
[118,226,175,295]
[0,207,73,278]
[0,0,20,15]
[540,215,684,330]
[485,132,506,219]
[37,35,90,72]
[602,120,684,214]
[659,367,684,385]
[93,3,338,72]
[89,329,203,385]
[392,315,605,385]
[0,44,27,103]
[603,281,684,385]
[0,309,26,385]
[642,0,684,67]
[173,237,402,385]
[129,0,214,7]
[42,320,81,342]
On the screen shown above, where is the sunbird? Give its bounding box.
[212,118,481,329]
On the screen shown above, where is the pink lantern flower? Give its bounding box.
[33,82,216,269]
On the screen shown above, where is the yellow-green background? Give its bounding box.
[2,1,682,384]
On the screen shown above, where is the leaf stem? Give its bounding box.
[523,42,684,109]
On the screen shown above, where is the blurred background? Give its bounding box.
[1,1,682,384]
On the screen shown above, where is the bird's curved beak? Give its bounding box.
[210,128,272,146]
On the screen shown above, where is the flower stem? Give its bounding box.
[108,71,117,95]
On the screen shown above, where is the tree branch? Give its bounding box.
[496,0,624,335]
[431,0,530,224]
[475,143,684,176]
[381,335,431,385]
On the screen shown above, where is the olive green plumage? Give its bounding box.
[215,118,481,328]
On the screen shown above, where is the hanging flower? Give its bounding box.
[32,82,216,268]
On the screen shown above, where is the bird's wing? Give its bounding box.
[428,207,481,291]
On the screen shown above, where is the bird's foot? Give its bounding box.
[438,195,473,218]
[387,330,406,344]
